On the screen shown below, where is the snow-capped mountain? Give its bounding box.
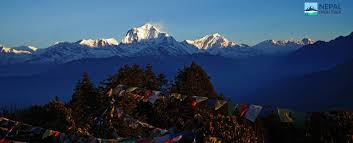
[122,23,166,44]
[0,45,37,64]
[28,39,124,63]
[0,23,319,64]
[77,38,118,48]
[0,45,37,54]
[9,23,195,64]
[119,23,194,56]
[253,38,315,55]
[185,33,239,50]
[183,33,258,58]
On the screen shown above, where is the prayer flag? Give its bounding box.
[245,105,263,122]
[192,96,208,103]
[42,129,52,139]
[170,93,182,100]
[166,134,183,143]
[215,100,227,110]
[118,90,126,97]
[144,90,152,100]
[107,88,113,97]
[126,87,138,93]
[149,91,161,104]
[154,134,170,143]
[208,137,221,143]
[238,104,249,117]
[191,98,197,108]
[113,84,127,95]
[277,108,295,123]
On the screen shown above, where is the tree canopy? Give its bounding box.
[171,62,218,98]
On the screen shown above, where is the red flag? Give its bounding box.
[239,104,249,117]
[144,90,152,99]
[191,99,197,108]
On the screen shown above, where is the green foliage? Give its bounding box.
[171,62,218,98]
[12,63,220,137]
[18,97,72,132]
[46,98,73,131]
[69,72,99,127]
[101,64,167,91]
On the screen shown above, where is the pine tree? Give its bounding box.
[171,62,218,98]
[19,97,73,132]
[143,64,158,89]
[69,72,98,127]
[101,64,167,91]
[46,97,73,132]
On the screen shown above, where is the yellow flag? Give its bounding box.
[107,88,113,97]
[278,108,295,123]
[214,100,227,110]
[208,137,221,143]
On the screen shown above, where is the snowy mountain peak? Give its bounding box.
[211,33,222,37]
[13,46,38,52]
[77,38,118,48]
[28,46,38,51]
[301,38,315,45]
[122,23,169,44]
[0,45,37,54]
[263,38,315,45]
[185,33,238,50]
[253,38,316,56]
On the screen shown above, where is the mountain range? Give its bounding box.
[1,23,353,111]
[0,23,315,64]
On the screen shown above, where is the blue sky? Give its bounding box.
[0,0,352,48]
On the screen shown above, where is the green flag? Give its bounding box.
[277,108,294,123]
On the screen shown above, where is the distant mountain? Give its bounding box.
[27,40,125,63]
[119,23,193,57]
[22,24,196,63]
[1,30,353,111]
[183,33,258,58]
[290,32,353,62]
[0,45,37,64]
[252,38,315,56]
[0,45,37,54]
[262,59,353,111]
[77,38,119,48]
[184,33,241,50]
[122,23,168,44]
[0,23,344,65]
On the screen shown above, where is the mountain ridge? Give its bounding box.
[0,23,338,64]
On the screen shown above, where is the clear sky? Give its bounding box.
[0,0,352,48]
